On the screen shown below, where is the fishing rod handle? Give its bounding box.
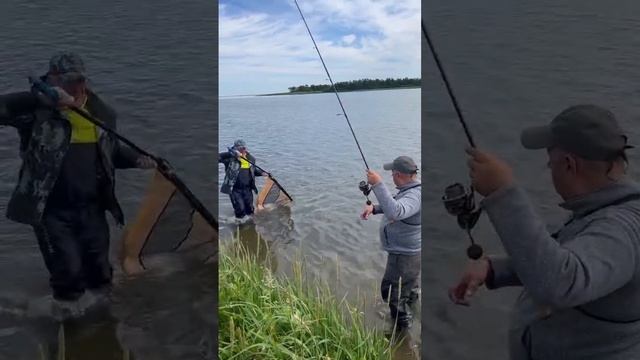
[29,76,61,104]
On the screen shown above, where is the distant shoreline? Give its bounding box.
[256,85,421,97]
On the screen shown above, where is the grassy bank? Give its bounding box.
[218,242,393,359]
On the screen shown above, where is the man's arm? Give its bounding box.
[482,184,637,308]
[218,152,232,163]
[0,92,39,127]
[371,183,420,220]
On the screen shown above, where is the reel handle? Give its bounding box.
[444,182,484,260]
[467,244,483,260]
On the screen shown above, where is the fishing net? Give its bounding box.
[120,166,218,275]
[256,176,293,208]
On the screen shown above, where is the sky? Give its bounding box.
[219,0,420,96]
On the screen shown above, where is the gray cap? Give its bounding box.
[521,104,633,161]
[234,139,247,148]
[48,52,86,81]
[383,156,418,174]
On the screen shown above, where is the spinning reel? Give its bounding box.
[359,181,373,205]
[442,183,484,260]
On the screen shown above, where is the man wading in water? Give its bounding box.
[361,156,421,332]
[219,140,269,223]
[451,105,640,359]
[0,52,155,319]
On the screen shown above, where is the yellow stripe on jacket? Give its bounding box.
[62,103,98,143]
[239,156,250,169]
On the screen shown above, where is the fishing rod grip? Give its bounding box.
[29,76,60,103]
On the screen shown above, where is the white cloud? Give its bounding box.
[341,34,357,45]
[219,0,420,96]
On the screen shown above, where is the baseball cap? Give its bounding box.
[383,156,418,174]
[48,52,86,82]
[521,104,633,161]
[234,139,247,148]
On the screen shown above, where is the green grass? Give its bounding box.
[218,240,394,359]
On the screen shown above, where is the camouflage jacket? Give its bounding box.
[218,151,264,194]
[0,89,141,226]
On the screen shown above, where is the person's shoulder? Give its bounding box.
[406,183,422,194]
[86,90,117,119]
[587,205,640,240]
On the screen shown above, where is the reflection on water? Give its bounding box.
[234,223,279,273]
[228,205,296,272]
[0,255,214,360]
[112,260,215,360]
[0,306,131,360]
[37,310,132,360]
[253,205,295,246]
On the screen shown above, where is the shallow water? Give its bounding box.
[219,88,421,357]
[0,0,216,358]
[423,1,640,359]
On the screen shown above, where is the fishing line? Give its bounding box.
[293,0,370,171]
[422,20,484,260]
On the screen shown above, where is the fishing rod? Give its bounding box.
[28,77,219,229]
[421,22,475,148]
[292,0,373,205]
[422,21,483,260]
[227,147,294,201]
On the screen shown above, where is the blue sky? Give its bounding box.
[219,0,420,96]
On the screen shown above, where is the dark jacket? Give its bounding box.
[0,89,141,226]
[218,151,264,194]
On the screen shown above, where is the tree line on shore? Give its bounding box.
[287,77,421,93]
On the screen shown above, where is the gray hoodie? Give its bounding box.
[483,180,640,360]
[371,180,421,255]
